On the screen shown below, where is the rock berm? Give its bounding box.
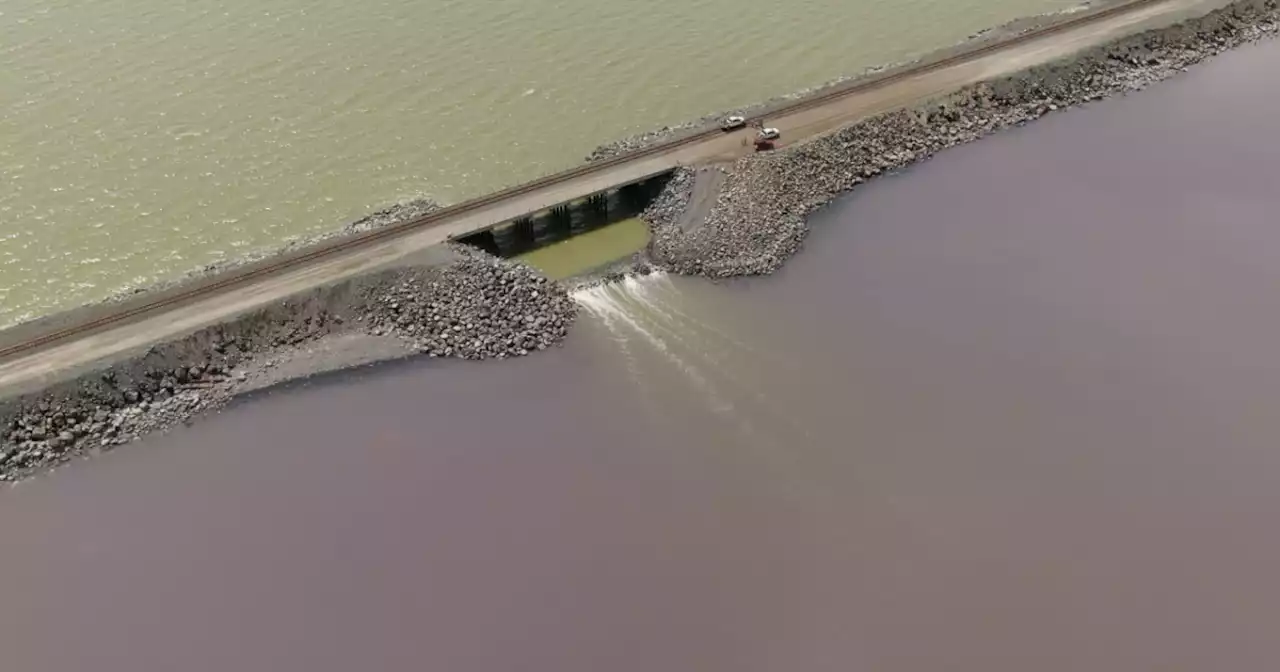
[340,197,443,235]
[361,252,575,360]
[645,0,1278,277]
[0,248,574,483]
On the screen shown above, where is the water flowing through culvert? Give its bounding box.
[573,273,759,372]
[570,273,821,459]
[573,273,739,416]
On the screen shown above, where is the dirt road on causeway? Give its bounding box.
[0,0,1237,396]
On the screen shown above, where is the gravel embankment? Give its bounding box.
[583,67,898,163]
[647,0,1278,277]
[583,0,1110,163]
[0,248,574,483]
[583,67,917,163]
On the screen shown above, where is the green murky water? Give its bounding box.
[1,0,1083,326]
[516,218,651,279]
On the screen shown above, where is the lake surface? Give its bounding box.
[0,0,1084,326]
[2,35,1280,672]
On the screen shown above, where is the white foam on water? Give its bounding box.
[573,274,830,501]
[571,278,653,412]
[573,273,734,415]
[573,273,825,451]
[576,273,819,449]
[626,273,771,359]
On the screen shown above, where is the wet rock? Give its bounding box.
[341,199,443,235]
[358,248,576,360]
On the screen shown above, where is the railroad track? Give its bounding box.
[0,0,1169,361]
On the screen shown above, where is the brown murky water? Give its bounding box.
[3,38,1280,672]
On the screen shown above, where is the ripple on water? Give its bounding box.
[0,0,1084,326]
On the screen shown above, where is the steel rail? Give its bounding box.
[0,0,1167,361]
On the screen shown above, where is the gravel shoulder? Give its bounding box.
[584,0,1129,162]
[677,167,727,233]
[0,248,575,484]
